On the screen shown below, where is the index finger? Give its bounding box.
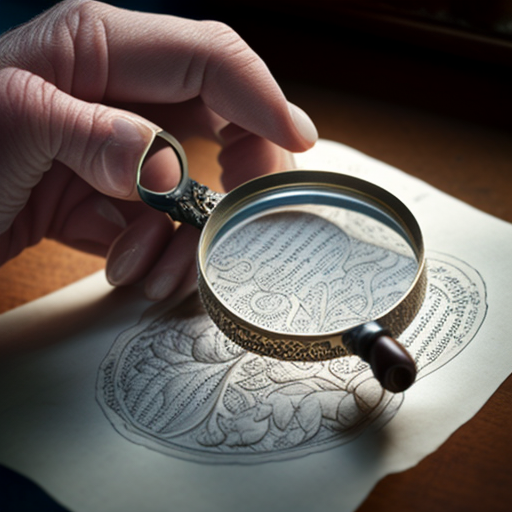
[3,0,317,152]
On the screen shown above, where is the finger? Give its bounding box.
[3,1,317,151]
[106,208,175,286]
[55,194,128,256]
[0,161,79,262]
[0,157,128,262]
[104,13,318,151]
[144,224,200,301]
[148,254,199,304]
[0,67,159,233]
[111,98,229,143]
[117,100,296,190]
[218,126,296,190]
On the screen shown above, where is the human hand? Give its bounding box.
[0,0,317,300]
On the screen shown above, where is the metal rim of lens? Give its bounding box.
[197,170,426,360]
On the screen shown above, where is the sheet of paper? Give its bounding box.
[1,139,511,512]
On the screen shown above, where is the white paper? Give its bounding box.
[1,139,511,512]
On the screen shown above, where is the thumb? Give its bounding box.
[0,67,162,233]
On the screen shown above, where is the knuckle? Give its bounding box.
[200,20,248,54]
[0,0,110,96]
[0,67,60,161]
[60,0,108,33]
[48,0,110,96]
[198,20,259,72]
[47,0,105,24]
[200,20,237,38]
[0,68,38,132]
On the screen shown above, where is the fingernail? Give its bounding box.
[145,274,177,301]
[95,197,127,229]
[102,117,152,197]
[107,244,141,285]
[288,103,318,145]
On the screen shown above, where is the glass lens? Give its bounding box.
[205,204,419,335]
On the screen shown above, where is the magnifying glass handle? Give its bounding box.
[137,130,224,229]
[156,178,224,230]
[345,322,417,392]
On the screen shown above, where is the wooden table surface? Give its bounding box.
[1,52,512,512]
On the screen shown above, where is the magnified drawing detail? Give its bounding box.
[97,253,486,463]
[206,208,418,334]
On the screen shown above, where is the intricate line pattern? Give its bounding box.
[97,253,486,464]
[205,209,418,334]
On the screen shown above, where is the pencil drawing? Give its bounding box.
[206,208,418,333]
[97,253,486,463]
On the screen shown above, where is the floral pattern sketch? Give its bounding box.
[97,253,486,463]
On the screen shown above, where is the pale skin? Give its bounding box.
[0,0,317,301]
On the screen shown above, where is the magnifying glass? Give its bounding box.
[137,131,427,393]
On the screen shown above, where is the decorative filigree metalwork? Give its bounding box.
[167,179,224,229]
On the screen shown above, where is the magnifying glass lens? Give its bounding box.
[205,204,419,337]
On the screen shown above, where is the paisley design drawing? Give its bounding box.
[97,253,486,463]
[206,207,418,333]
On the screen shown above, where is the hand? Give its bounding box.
[0,0,317,300]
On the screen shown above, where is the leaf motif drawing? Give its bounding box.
[196,421,226,447]
[192,328,244,364]
[295,394,323,440]
[314,390,348,421]
[267,393,295,431]
[97,253,487,463]
[237,374,272,392]
[118,317,244,437]
[222,385,251,415]
[242,356,267,376]
[218,410,269,446]
[266,360,322,384]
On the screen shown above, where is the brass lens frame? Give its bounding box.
[197,170,426,362]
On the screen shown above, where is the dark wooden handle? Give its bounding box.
[345,322,417,392]
[367,335,417,392]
